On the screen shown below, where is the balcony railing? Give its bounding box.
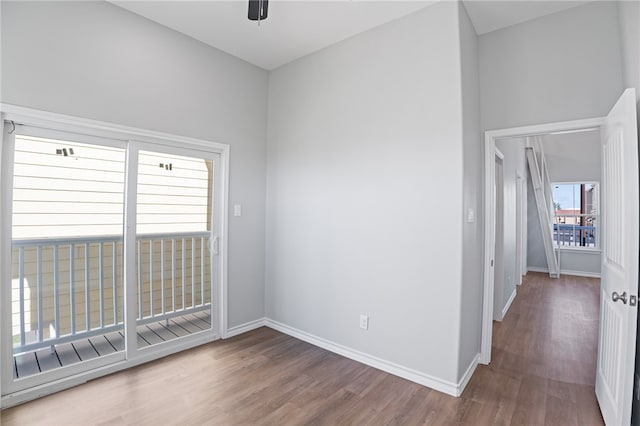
[553,224,596,248]
[12,231,211,355]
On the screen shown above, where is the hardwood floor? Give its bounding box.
[1,272,603,425]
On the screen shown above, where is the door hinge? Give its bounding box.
[631,295,637,307]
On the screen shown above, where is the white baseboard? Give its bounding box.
[527,266,550,274]
[226,318,267,337]
[229,317,479,396]
[558,269,601,278]
[527,266,600,278]
[2,317,480,408]
[502,288,517,319]
[264,318,472,397]
[457,353,480,396]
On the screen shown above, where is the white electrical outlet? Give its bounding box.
[359,314,369,330]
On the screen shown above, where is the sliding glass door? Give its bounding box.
[3,125,128,393]
[131,146,219,351]
[1,122,222,395]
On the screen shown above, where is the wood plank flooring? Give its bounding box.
[1,272,603,425]
[13,312,211,379]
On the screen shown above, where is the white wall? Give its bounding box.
[543,131,601,183]
[618,0,640,101]
[480,1,622,279]
[0,1,268,328]
[479,1,624,132]
[623,2,640,419]
[266,1,466,385]
[527,174,547,270]
[458,2,483,378]
[557,250,601,276]
[617,0,640,184]
[495,138,526,316]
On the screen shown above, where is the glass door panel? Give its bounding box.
[134,149,215,349]
[8,129,126,390]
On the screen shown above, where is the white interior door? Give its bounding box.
[595,88,639,426]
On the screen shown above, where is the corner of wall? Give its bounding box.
[456,0,484,383]
[616,0,640,99]
[265,0,468,387]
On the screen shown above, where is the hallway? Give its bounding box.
[1,273,604,425]
[470,271,603,424]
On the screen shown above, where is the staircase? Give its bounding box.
[525,137,559,278]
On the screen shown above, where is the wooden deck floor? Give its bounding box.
[2,273,603,425]
[13,311,211,379]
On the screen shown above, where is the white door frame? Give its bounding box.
[0,104,230,407]
[493,148,505,321]
[481,116,605,364]
[515,173,523,285]
[520,175,528,278]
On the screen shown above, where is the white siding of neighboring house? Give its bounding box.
[10,134,213,339]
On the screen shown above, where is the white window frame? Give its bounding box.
[0,104,230,407]
[552,181,600,251]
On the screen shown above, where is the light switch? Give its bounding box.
[467,208,475,223]
[233,204,242,217]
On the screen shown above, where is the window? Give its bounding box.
[552,183,599,248]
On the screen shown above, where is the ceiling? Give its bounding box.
[463,0,594,35]
[112,0,595,70]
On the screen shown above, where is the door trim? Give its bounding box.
[0,104,230,406]
[493,148,505,321]
[481,117,605,364]
[515,173,524,285]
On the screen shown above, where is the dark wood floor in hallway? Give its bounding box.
[1,272,603,425]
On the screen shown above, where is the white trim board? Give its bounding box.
[226,318,267,338]
[0,104,230,153]
[458,353,480,396]
[263,319,477,397]
[2,316,481,407]
[229,318,479,396]
[527,266,601,278]
[501,288,517,320]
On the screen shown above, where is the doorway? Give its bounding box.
[481,88,638,426]
[481,116,606,364]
